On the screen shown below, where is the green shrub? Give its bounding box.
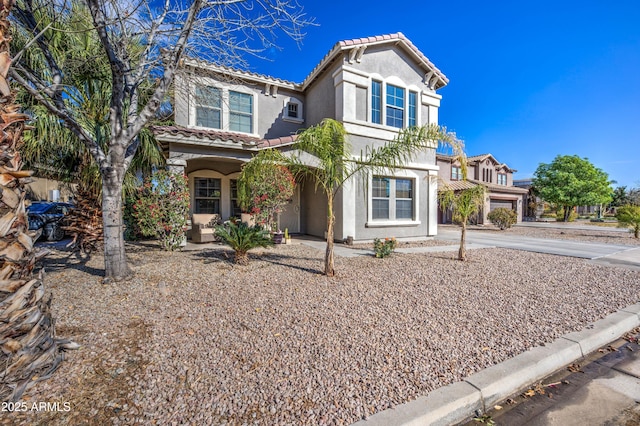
[133,170,190,250]
[487,208,518,230]
[616,205,640,238]
[373,237,397,258]
[215,221,274,265]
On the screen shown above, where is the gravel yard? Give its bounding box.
[5,231,640,426]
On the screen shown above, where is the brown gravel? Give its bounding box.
[4,235,640,425]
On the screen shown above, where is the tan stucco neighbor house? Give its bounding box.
[153,33,450,242]
[436,153,529,224]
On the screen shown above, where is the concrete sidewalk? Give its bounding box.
[464,327,640,425]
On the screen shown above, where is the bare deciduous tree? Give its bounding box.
[10,0,312,280]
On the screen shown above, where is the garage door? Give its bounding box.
[490,199,514,211]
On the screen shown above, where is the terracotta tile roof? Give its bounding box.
[466,153,492,162]
[182,58,300,89]
[152,125,261,145]
[257,134,298,148]
[438,153,517,173]
[438,180,478,192]
[468,179,529,194]
[151,125,297,149]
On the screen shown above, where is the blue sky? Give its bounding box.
[244,0,640,188]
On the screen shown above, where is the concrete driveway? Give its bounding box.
[435,227,640,270]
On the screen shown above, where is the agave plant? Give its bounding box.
[215,221,274,265]
[0,0,74,402]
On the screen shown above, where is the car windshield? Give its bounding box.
[28,203,54,213]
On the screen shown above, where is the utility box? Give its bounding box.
[49,189,60,202]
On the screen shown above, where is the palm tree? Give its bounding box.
[290,119,463,276]
[438,183,486,260]
[0,1,73,402]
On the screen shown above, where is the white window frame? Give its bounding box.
[189,171,241,218]
[194,86,222,129]
[451,165,462,181]
[368,75,422,130]
[228,90,253,133]
[366,169,421,227]
[283,97,304,123]
[190,80,258,136]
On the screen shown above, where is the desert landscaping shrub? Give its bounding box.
[215,221,274,264]
[373,237,397,258]
[487,208,518,230]
[133,170,190,251]
[616,205,640,238]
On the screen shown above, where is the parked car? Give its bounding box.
[27,202,74,241]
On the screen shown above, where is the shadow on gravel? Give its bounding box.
[38,247,105,278]
[259,252,325,275]
[190,249,325,274]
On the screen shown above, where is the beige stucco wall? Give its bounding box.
[26,178,76,202]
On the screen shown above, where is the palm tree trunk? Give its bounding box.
[325,194,335,277]
[102,170,130,281]
[458,221,467,261]
[0,1,71,402]
[235,250,249,265]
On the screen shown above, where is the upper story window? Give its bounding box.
[193,84,255,134]
[482,169,494,183]
[287,102,298,118]
[195,86,221,129]
[451,165,462,181]
[370,80,418,129]
[386,84,405,128]
[408,91,417,127]
[371,80,382,124]
[497,173,507,186]
[283,97,304,123]
[229,91,253,133]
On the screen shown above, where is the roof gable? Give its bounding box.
[181,32,448,93]
[302,32,448,90]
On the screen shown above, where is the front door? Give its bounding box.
[278,186,300,233]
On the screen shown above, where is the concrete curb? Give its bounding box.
[353,302,640,426]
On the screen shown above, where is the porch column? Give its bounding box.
[341,177,357,241]
[427,170,438,236]
[167,158,187,175]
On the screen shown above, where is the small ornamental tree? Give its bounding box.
[532,155,612,222]
[238,150,296,231]
[616,205,640,238]
[487,208,518,230]
[133,170,190,250]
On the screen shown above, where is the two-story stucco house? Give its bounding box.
[436,153,529,224]
[153,33,449,242]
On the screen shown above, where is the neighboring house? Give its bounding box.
[513,178,544,220]
[26,177,76,203]
[436,153,528,224]
[153,33,449,242]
